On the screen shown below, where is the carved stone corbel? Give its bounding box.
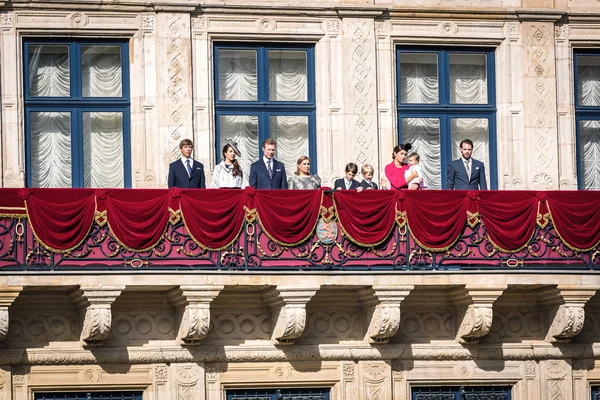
[360,286,413,344]
[0,287,23,342]
[262,286,319,345]
[455,286,506,344]
[169,285,223,345]
[545,287,597,343]
[77,286,124,346]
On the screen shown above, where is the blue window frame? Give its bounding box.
[24,39,131,188]
[214,43,316,181]
[574,50,600,190]
[226,388,329,400]
[34,392,142,400]
[411,386,511,400]
[396,47,497,190]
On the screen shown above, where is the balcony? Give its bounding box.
[0,187,598,271]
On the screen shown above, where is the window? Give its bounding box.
[397,47,497,189]
[574,50,600,190]
[24,39,131,188]
[227,388,329,400]
[593,386,600,400]
[34,392,142,400]
[411,386,511,400]
[214,43,316,183]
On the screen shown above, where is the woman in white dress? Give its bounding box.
[210,140,245,188]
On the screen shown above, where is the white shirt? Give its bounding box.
[345,179,352,189]
[181,156,194,177]
[263,156,274,170]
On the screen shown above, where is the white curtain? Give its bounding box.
[270,116,309,177]
[400,58,489,187]
[218,50,257,101]
[28,45,70,97]
[83,112,124,188]
[30,112,72,188]
[219,115,259,186]
[81,45,122,97]
[579,120,600,190]
[401,118,441,189]
[218,50,309,171]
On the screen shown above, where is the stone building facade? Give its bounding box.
[1,0,600,399]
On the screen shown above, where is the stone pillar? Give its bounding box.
[341,361,357,400]
[375,18,393,184]
[522,21,559,189]
[173,363,205,400]
[154,364,170,400]
[157,12,194,186]
[391,360,406,400]
[358,361,391,400]
[541,360,572,400]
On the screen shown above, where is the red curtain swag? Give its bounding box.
[1,188,598,254]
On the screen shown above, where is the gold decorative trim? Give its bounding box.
[169,207,181,225]
[467,211,480,228]
[546,202,600,252]
[179,209,244,252]
[94,210,107,227]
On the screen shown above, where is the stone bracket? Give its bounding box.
[546,287,597,343]
[78,286,124,346]
[262,286,319,345]
[456,286,506,344]
[361,286,413,344]
[171,285,223,345]
[0,286,23,342]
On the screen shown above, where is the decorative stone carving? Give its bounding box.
[0,287,22,342]
[554,24,568,40]
[262,286,319,345]
[257,17,276,32]
[68,12,89,28]
[507,23,521,38]
[191,16,205,31]
[110,312,175,341]
[155,365,168,381]
[344,362,356,377]
[326,19,340,34]
[456,287,505,344]
[170,285,223,345]
[361,286,412,344]
[207,312,271,340]
[488,310,543,339]
[524,361,537,377]
[546,288,596,343]
[439,21,458,35]
[0,12,13,27]
[305,310,363,339]
[399,311,453,339]
[361,361,390,400]
[142,14,155,31]
[78,287,124,346]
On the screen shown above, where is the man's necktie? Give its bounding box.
[186,159,192,176]
[465,159,471,180]
[267,159,273,179]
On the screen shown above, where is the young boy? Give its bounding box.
[405,152,425,189]
[334,163,363,191]
[359,164,378,190]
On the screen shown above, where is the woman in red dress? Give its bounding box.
[384,143,421,190]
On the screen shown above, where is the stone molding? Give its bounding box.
[0,287,22,342]
[78,287,124,346]
[455,286,506,344]
[262,286,319,345]
[361,286,413,344]
[169,285,224,345]
[546,287,598,343]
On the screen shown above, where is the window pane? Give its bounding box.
[401,117,441,189]
[269,50,307,101]
[82,45,123,97]
[269,115,309,178]
[83,112,124,188]
[577,56,600,106]
[451,118,490,185]
[579,120,600,190]
[450,53,488,104]
[219,115,259,186]
[30,112,72,188]
[399,53,438,104]
[218,49,258,101]
[28,45,70,97]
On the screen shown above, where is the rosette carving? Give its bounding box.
[262,286,319,345]
[170,285,223,345]
[78,287,124,345]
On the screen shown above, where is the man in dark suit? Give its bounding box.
[168,139,206,188]
[446,139,488,190]
[334,162,363,191]
[249,138,288,189]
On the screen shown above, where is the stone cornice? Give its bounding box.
[3,342,600,365]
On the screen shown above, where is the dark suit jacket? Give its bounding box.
[334,178,360,190]
[446,158,487,190]
[168,159,206,188]
[249,158,288,189]
[360,179,378,190]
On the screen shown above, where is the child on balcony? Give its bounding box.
[405,152,426,190]
[359,164,378,190]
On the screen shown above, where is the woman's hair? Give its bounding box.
[222,144,242,177]
[392,143,412,159]
[295,156,311,176]
[345,162,358,174]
